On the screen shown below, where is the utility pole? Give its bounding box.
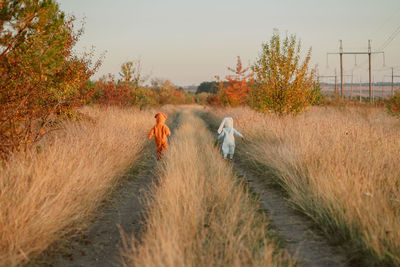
[327,40,384,103]
[350,70,354,98]
[385,67,400,96]
[368,40,372,103]
[341,74,353,98]
[335,69,337,95]
[340,40,343,97]
[372,76,375,102]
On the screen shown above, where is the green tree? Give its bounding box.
[195,81,219,94]
[251,31,316,115]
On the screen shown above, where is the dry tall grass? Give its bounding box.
[0,106,154,266]
[122,109,292,267]
[210,106,400,265]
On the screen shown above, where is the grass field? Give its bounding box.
[0,106,154,266]
[2,104,399,266]
[121,108,293,267]
[210,106,400,266]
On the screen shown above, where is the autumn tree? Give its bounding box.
[93,74,130,106]
[158,80,175,105]
[0,0,100,157]
[150,79,194,105]
[251,32,317,115]
[119,60,143,88]
[217,56,253,107]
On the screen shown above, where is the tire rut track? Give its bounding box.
[233,163,349,267]
[199,111,349,267]
[40,112,181,267]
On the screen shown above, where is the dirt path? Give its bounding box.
[41,113,180,267]
[200,112,349,267]
[233,163,349,267]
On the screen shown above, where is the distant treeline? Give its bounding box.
[196,81,222,94]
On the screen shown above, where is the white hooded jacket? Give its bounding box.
[217,117,243,146]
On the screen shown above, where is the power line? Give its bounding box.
[327,40,384,102]
[380,24,400,50]
[384,67,400,96]
[372,7,400,37]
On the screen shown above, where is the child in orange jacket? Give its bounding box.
[148,112,171,159]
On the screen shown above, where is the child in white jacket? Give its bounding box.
[217,117,244,160]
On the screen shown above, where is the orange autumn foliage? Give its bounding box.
[0,1,100,158]
[216,56,253,107]
[93,75,130,106]
[91,75,195,108]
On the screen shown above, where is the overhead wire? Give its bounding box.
[323,8,400,85]
[379,24,400,50]
[372,7,400,37]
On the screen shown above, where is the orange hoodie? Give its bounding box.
[148,112,171,159]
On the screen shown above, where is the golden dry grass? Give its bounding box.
[121,109,292,267]
[210,106,400,265]
[0,106,155,266]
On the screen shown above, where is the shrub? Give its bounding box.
[250,31,316,115]
[385,91,400,117]
[194,92,210,105]
[310,82,325,105]
[91,76,194,108]
[92,75,130,106]
[206,91,223,106]
[131,86,158,109]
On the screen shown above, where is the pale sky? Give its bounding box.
[58,0,400,86]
